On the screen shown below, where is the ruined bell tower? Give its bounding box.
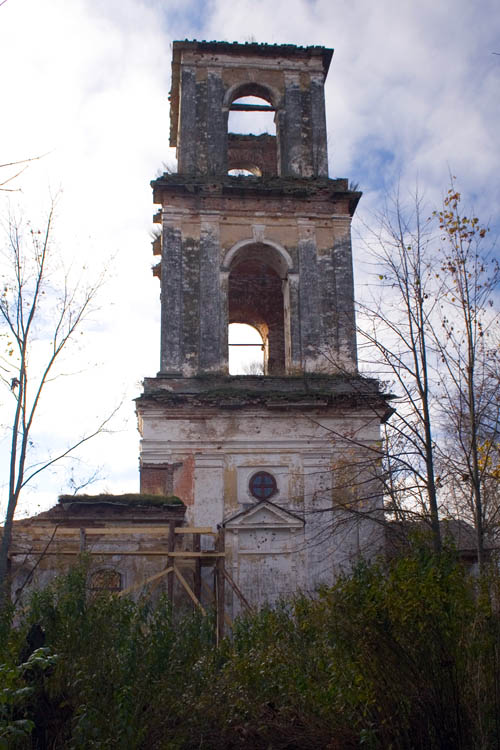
[136,41,386,611]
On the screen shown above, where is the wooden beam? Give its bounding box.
[215,529,225,644]
[174,527,215,535]
[18,525,215,536]
[118,566,174,598]
[174,566,206,615]
[222,567,254,613]
[164,551,224,558]
[230,103,274,111]
[201,577,215,607]
[167,520,175,603]
[199,578,232,629]
[9,550,225,557]
[29,526,173,535]
[193,533,201,602]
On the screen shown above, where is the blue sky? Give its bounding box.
[1,0,499,516]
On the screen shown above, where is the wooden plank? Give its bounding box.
[200,579,232,629]
[201,578,215,607]
[167,520,175,603]
[174,527,215,535]
[164,551,225,558]
[22,525,215,536]
[174,566,206,615]
[222,567,254,613]
[8,550,225,558]
[118,566,174,598]
[193,533,201,602]
[216,529,225,644]
[37,526,174,535]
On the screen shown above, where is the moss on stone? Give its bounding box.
[58,493,184,507]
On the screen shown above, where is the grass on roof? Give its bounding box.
[58,493,184,507]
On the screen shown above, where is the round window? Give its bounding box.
[249,471,277,500]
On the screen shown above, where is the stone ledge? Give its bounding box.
[142,373,384,394]
[136,374,391,415]
[151,175,361,216]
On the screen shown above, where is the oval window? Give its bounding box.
[249,471,277,500]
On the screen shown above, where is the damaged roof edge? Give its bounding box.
[58,493,184,508]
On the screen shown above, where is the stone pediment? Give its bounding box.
[223,500,304,531]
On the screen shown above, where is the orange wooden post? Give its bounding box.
[193,533,201,604]
[167,521,175,603]
[215,528,225,644]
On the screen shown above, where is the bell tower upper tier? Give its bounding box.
[151,40,361,378]
[169,40,332,178]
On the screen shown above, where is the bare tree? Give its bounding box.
[0,200,112,607]
[432,185,500,567]
[241,360,264,375]
[292,183,499,568]
[357,189,444,553]
[354,183,500,565]
[0,156,44,192]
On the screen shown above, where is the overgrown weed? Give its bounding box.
[2,550,499,748]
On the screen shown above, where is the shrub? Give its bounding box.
[3,550,499,748]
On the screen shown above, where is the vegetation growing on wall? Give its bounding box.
[57,493,184,507]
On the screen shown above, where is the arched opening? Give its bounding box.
[227,86,278,177]
[228,167,261,177]
[228,96,276,136]
[228,243,288,375]
[228,323,264,375]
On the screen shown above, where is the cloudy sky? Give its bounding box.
[1,0,499,517]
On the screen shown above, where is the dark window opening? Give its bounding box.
[228,243,286,375]
[249,471,277,500]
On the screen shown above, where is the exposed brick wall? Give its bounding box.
[140,464,169,495]
[228,134,277,177]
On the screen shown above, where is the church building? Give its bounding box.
[136,40,388,611]
[6,40,388,620]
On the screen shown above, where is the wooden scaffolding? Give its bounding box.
[9,522,253,641]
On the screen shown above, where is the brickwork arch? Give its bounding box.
[223,81,281,110]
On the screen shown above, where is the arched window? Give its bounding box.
[228,323,264,375]
[89,569,122,593]
[228,242,289,375]
[228,168,260,177]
